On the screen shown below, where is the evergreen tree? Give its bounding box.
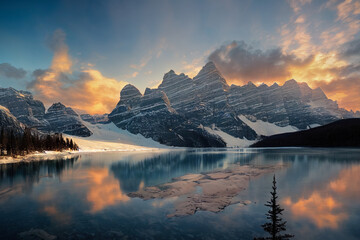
[255,175,294,240]
[0,128,79,157]
[69,139,74,150]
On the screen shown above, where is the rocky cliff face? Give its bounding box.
[158,62,257,140]
[42,103,92,137]
[109,62,357,147]
[80,114,110,124]
[229,79,343,129]
[0,105,24,134]
[0,87,48,128]
[109,84,226,147]
[0,88,92,137]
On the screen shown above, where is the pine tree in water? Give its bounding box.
[255,175,294,240]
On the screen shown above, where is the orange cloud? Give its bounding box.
[86,168,129,213]
[208,0,360,112]
[28,29,127,114]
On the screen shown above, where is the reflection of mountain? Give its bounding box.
[0,156,79,188]
[110,150,228,192]
[110,150,261,193]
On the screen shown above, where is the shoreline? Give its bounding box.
[0,147,172,165]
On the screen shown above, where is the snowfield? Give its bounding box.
[238,115,298,136]
[204,126,255,147]
[66,121,169,152]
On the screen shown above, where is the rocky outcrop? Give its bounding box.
[80,114,110,124]
[0,105,24,134]
[43,103,92,137]
[0,88,92,137]
[109,84,226,147]
[158,62,257,140]
[0,87,48,128]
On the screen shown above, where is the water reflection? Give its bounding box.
[0,156,79,186]
[110,151,231,192]
[284,192,348,229]
[86,168,129,212]
[0,149,359,240]
[283,164,360,229]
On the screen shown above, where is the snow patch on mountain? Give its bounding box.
[238,115,298,136]
[203,126,255,147]
[66,121,168,151]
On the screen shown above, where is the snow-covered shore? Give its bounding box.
[0,151,78,164]
[0,122,171,164]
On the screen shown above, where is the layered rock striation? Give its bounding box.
[0,87,48,128]
[109,62,357,147]
[109,84,226,147]
[42,103,92,137]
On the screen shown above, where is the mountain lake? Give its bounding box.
[0,148,359,240]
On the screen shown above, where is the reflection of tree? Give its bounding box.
[0,156,79,188]
[110,150,242,192]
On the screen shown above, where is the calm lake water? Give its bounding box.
[0,148,360,240]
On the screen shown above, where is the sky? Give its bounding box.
[0,0,359,114]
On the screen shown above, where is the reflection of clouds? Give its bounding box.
[42,206,72,224]
[37,192,72,224]
[151,197,178,208]
[283,165,360,229]
[284,192,347,229]
[86,168,129,213]
[329,165,360,200]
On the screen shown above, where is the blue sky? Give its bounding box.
[0,0,359,113]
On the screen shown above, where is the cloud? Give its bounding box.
[47,29,72,73]
[208,41,313,84]
[0,63,27,79]
[28,29,127,114]
[315,75,360,111]
[341,38,360,58]
[287,0,312,13]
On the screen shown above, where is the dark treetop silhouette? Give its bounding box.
[255,175,294,240]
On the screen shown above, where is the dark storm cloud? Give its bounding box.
[208,41,314,83]
[0,63,27,79]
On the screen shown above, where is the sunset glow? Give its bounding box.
[0,0,358,113]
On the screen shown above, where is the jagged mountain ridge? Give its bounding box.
[0,87,48,128]
[0,61,358,147]
[110,61,358,147]
[41,102,92,137]
[0,87,91,137]
[0,105,24,134]
[109,85,226,147]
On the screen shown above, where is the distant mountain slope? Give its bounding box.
[0,105,24,134]
[109,85,226,147]
[108,62,358,147]
[1,61,359,148]
[251,119,360,148]
[0,87,48,128]
[41,102,92,137]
